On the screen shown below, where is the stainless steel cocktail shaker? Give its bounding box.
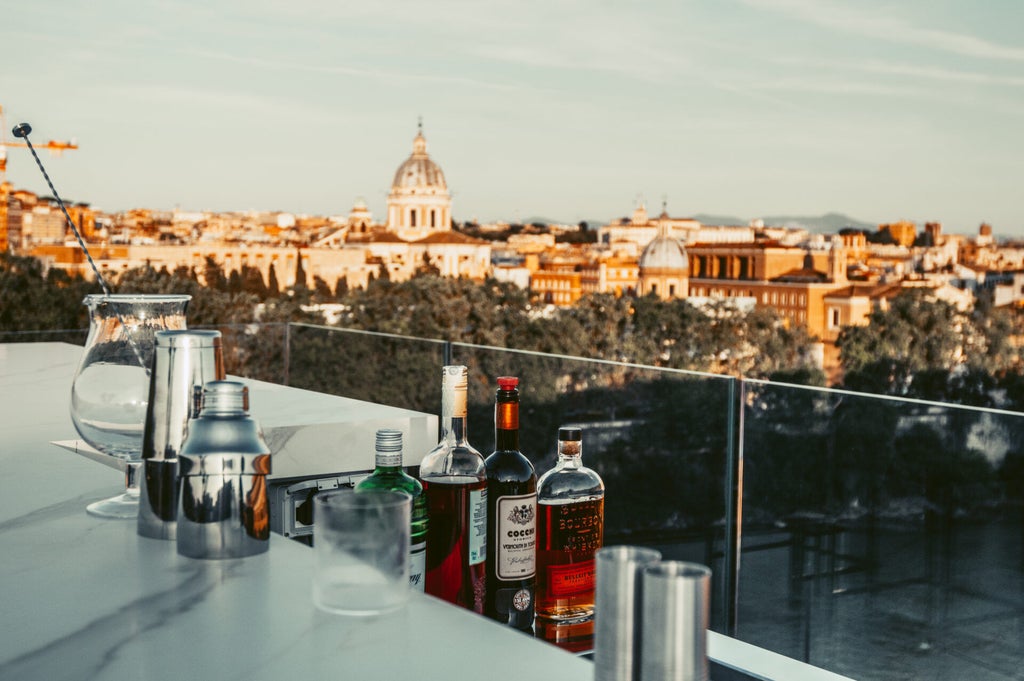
[138,330,224,540]
[177,380,272,559]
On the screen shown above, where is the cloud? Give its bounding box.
[742,0,1024,61]
[182,48,542,94]
[853,60,1024,88]
[769,54,1024,89]
[752,77,928,97]
[93,82,341,126]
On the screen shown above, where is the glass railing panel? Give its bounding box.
[0,324,290,384]
[0,329,88,345]
[739,379,1024,681]
[452,342,736,631]
[197,322,290,385]
[284,323,448,413]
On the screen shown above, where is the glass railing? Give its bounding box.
[0,328,88,344]
[199,322,291,386]
[0,323,291,385]
[286,322,449,413]
[738,379,1024,681]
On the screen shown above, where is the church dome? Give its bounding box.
[392,129,447,191]
[639,233,688,272]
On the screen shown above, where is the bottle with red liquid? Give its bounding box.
[535,426,604,651]
[484,376,537,631]
[419,365,487,613]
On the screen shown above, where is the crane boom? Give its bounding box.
[0,104,78,183]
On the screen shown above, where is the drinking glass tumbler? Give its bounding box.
[313,489,412,616]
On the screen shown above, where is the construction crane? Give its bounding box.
[0,104,78,184]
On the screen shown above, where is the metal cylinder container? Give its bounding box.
[640,561,711,681]
[176,380,272,560]
[593,545,663,681]
[137,330,224,540]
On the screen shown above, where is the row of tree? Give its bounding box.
[4,252,1024,397]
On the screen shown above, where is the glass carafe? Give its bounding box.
[70,294,190,518]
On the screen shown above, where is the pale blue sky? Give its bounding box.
[2,0,1022,234]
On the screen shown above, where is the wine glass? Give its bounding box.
[70,293,191,518]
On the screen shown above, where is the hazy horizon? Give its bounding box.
[2,1,1022,235]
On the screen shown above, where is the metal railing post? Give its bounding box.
[283,322,292,386]
[722,376,744,637]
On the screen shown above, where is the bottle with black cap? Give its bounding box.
[535,426,605,649]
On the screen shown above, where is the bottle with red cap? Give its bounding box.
[484,376,538,631]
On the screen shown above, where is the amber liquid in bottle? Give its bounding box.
[419,366,488,613]
[484,376,537,632]
[536,497,604,619]
[535,426,604,649]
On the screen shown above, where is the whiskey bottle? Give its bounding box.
[418,365,487,613]
[535,426,604,631]
[356,429,428,592]
[484,376,537,631]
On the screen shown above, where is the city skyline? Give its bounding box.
[2,0,1023,234]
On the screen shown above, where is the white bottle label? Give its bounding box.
[496,493,537,580]
[469,487,487,566]
[409,540,426,592]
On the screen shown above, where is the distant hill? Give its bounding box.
[519,216,608,228]
[514,216,611,230]
[695,212,875,233]
[767,212,876,233]
[693,213,747,226]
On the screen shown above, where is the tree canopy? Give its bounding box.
[837,289,1023,399]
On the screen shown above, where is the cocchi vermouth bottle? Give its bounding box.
[484,376,537,631]
[535,426,604,637]
[355,429,428,592]
[419,365,487,613]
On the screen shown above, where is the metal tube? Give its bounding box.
[594,546,663,681]
[640,561,711,681]
[138,330,224,540]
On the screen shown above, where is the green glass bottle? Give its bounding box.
[356,429,428,592]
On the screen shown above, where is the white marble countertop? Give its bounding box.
[0,342,853,681]
[0,343,593,681]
